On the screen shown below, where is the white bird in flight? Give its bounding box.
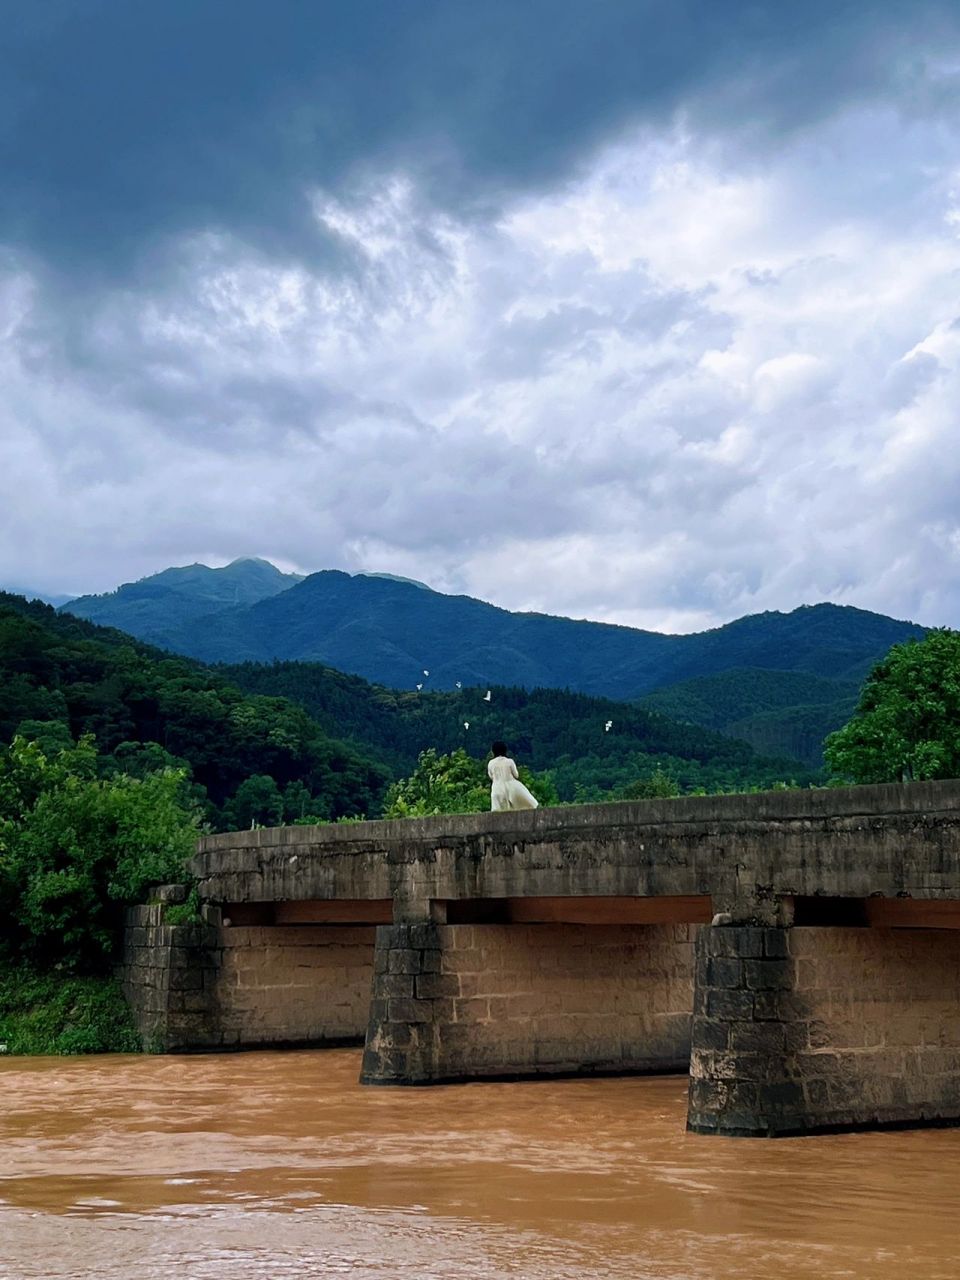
[605,720,613,732]
[455,681,462,689]
[463,721,470,730]
[423,669,429,676]
[483,690,491,701]
[416,683,423,691]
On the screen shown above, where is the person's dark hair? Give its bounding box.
[491,741,508,758]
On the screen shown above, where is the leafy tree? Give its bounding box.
[282,779,329,823]
[824,630,960,783]
[383,748,558,818]
[618,767,681,800]
[222,774,285,829]
[0,735,199,972]
[14,719,75,757]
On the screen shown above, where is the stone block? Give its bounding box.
[453,997,490,1023]
[414,973,461,1000]
[706,988,755,1021]
[387,950,423,976]
[387,998,434,1024]
[705,957,742,989]
[705,927,765,959]
[729,1021,785,1054]
[762,930,790,958]
[378,974,416,999]
[741,958,793,992]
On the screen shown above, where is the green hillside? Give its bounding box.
[0,593,387,827]
[219,660,821,799]
[638,668,860,766]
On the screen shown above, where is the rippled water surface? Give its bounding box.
[2,1050,960,1278]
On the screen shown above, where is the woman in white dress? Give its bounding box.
[487,741,539,812]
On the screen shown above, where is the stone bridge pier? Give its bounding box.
[123,782,960,1136]
[360,910,703,1086]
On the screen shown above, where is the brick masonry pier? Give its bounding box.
[122,781,960,1135]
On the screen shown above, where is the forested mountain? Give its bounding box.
[220,660,821,799]
[65,558,303,652]
[638,668,860,766]
[62,565,927,704]
[0,592,818,831]
[0,593,387,827]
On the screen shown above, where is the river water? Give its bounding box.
[1,1050,959,1279]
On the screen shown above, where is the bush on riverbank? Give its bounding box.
[0,969,140,1055]
[0,734,199,974]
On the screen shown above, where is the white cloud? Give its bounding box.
[3,105,960,631]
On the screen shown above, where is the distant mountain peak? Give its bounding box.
[62,557,306,648]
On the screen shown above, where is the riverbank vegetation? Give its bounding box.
[0,969,140,1055]
[0,731,198,1054]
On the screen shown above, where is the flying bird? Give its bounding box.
[416,683,423,691]
[455,681,462,689]
[605,720,613,732]
[423,669,429,676]
[483,690,491,702]
[463,721,470,730]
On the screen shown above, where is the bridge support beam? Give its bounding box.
[687,923,960,1136]
[361,919,697,1084]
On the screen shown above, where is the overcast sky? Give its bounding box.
[3,1,960,631]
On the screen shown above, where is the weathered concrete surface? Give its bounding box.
[191,781,960,924]
[361,922,697,1084]
[688,923,960,1136]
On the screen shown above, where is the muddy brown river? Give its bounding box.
[1,1050,959,1278]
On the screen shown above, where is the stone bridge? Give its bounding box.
[122,781,960,1137]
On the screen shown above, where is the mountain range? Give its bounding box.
[0,592,817,825]
[62,559,928,764]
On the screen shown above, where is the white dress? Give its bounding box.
[488,756,539,812]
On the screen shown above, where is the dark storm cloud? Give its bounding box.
[2,0,958,271]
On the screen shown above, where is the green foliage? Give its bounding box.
[383,748,558,818]
[223,664,822,800]
[638,667,860,766]
[0,735,199,972]
[618,767,681,800]
[164,886,202,926]
[825,630,960,783]
[0,968,141,1054]
[0,593,390,829]
[221,773,284,829]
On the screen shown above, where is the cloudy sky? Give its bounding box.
[3,1,960,631]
